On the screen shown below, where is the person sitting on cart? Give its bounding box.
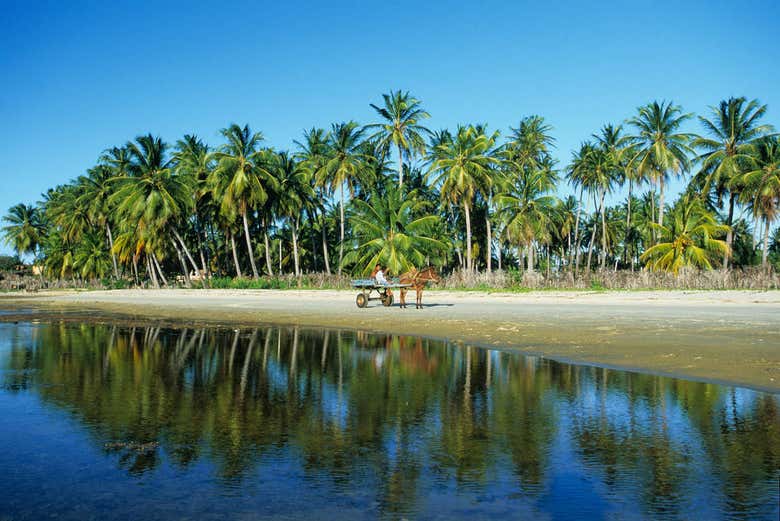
[371,264,389,285]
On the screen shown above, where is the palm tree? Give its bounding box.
[496,166,559,272]
[366,90,431,188]
[74,230,112,280]
[502,116,555,271]
[174,134,214,279]
[76,165,119,279]
[314,122,373,275]
[641,195,729,274]
[2,203,42,259]
[429,125,498,272]
[738,137,780,269]
[295,127,332,274]
[110,134,192,284]
[272,151,316,278]
[210,124,277,279]
[693,97,774,268]
[345,182,447,275]
[628,101,694,229]
[592,125,627,269]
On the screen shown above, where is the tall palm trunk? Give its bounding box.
[173,240,191,287]
[263,218,274,276]
[572,187,584,275]
[171,227,200,275]
[526,243,534,272]
[292,218,300,279]
[599,187,607,270]
[761,217,770,270]
[229,230,242,278]
[464,202,472,272]
[398,147,404,189]
[658,176,665,227]
[625,180,633,271]
[723,193,736,269]
[105,222,118,279]
[338,185,345,276]
[321,221,331,275]
[152,253,168,286]
[242,209,259,279]
[146,254,159,288]
[586,194,599,272]
[486,197,492,274]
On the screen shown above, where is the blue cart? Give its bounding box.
[351,279,412,308]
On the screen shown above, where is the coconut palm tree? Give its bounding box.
[738,137,780,269]
[693,97,774,268]
[110,134,193,284]
[641,195,729,274]
[429,125,498,272]
[314,121,373,275]
[174,134,214,279]
[76,165,119,278]
[272,151,316,278]
[496,165,559,272]
[74,230,112,280]
[345,182,447,275]
[295,127,332,274]
[2,203,42,259]
[366,90,431,188]
[210,124,277,279]
[591,125,626,269]
[628,101,694,229]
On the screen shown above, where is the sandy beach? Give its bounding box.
[1,288,779,392]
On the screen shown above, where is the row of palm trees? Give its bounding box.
[2,91,779,285]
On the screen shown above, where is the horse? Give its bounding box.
[398,266,441,309]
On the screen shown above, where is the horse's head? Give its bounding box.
[417,266,441,284]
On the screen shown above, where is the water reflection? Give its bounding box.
[0,321,778,520]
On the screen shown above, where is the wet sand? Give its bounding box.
[1,289,779,392]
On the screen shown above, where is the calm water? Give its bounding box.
[0,320,777,520]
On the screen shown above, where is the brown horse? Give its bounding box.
[399,266,441,309]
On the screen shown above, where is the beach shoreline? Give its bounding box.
[2,288,779,392]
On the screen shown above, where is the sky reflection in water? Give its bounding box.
[0,321,778,520]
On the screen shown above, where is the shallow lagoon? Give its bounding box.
[0,320,778,520]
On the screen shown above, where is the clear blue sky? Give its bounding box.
[1,0,778,255]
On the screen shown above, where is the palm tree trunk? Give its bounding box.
[486,201,492,274]
[338,186,346,276]
[573,187,584,275]
[173,240,191,288]
[152,253,168,286]
[658,176,665,227]
[278,239,282,273]
[398,147,404,189]
[105,223,118,279]
[464,202,472,272]
[586,195,599,272]
[723,193,736,269]
[306,208,318,272]
[171,227,200,276]
[292,218,300,279]
[147,254,159,288]
[526,244,534,272]
[321,222,331,275]
[762,217,770,270]
[263,219,274,276]
[625,180,633,271]
[230,230,242,278]
[131,255,139,286]
[600,188,607,270]
[242,210,259,279]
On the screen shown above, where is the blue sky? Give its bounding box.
[1,0,778,255]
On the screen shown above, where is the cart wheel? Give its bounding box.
[356,293,368,308]
[382,293,394,307]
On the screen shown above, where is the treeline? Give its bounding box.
[2,91,779,287]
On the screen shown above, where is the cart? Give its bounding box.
[351,279,412,308]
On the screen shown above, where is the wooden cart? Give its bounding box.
[351,279,412,308]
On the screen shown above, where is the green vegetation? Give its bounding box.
[2,92,779,287]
